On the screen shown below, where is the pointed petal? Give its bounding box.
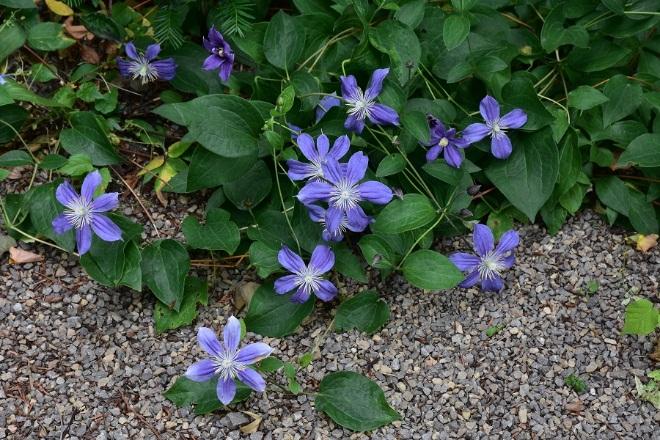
[443,145,463,168]
[325,206,344,236]
[481,276,504,292]
[344,114,365,134]
[479,95,500,122]
[202,36,214,52]
[426,146,441,162]
[473,224,494,256]
[449,252,480,271]
[223,316,241,352]
[501,254,515,269]
[345,206,370,232]
[316,134,330,158]
[358,181,392,204]
[116,58,134,78]
[309,245,334,274]
[462,123,490,143]
[328,135,350,160]
[91,214,122,242]
[81,170,102,202]
[345,152,368,185]
[315,279,338,302]
[306,204,325,222]
[185,359,216,382]
[236,343,272,365]
[491,133,512,159]
[315,93,341,122]
[208,26,224,46]
[124,42,139,60]
[52,214,73,235]
[274,274,299,294]
[91,193,119,212]
[202,55,223,71]
[364,68,389,101]
[297,181,332,205]
[500,109,527,129]
[277,246,306,273]
[237,368,267,392]
[144,43,161,60]
[286,160,317,181]
[459,270,480,288]
[496,230,520,254]
[321,157,343,185]
[291,287,311,304]
[55,181,79,207]
[296,133,318,162]
[151,59,177,80]
[367,104,399,126]
[76,225,92,255]
[217,377,237,405]
[198,327,223,357]
[218,58,233,81]
[340,75,360,101]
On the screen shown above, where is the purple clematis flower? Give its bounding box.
[287,133,350,181]
[274,245,337,303]
[117,42,176,84]
[0,74,7,85]
[52,170,122,255]
[423,116,471,168]
[202,26,235,82]
[297,152,393,236]
[306,204,363,242]
[315,93,341,122]
[185,317,272,405]
[340,68,399,134]
[449,224,519,292]
[462,95,527,159]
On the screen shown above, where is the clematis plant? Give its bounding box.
[449,224,519,292]
[185,317,272,405]
[340,68,399,133]
[287,133,350,181]
[423,115,472,168]
[116,42,176,84]
[52,170,122,255]
[202,26,235,81]
[274,245,337,303]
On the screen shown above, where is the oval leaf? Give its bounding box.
[141,239,190,312]
[373,194,436,234]
[401,250,463,291]
[335,291,390,335]
[244,283,314,337]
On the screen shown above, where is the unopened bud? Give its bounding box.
[392,188,404,200]
[467,184,481,196]
[459,208,473,218]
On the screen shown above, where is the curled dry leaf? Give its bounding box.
[239,411,262,434]
[637,234,658,253]
[9,247,44,264]
[64,17,94,41]
[565,400,584,415]
[233,282,260,311]
[80,45,101,64]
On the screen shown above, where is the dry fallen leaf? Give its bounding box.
[80,45,101,64]
[565,400,584,414]
[637,234,658,252]
[650,338,660,363]
[233,282,260,311]
[9,247,44,264]
[64,17,94,40]
[239,411,262,434]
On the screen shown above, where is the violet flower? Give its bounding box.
[117,42,176,84]
[202,26,235,82]
[0,74,7,85]
[315,93,341,122]
[52,170,122,255]
[462,95,527,159]
[274,245,337,303]
[185,317,272,405]
[297,152,392,236]
[287,133,349,181]
[306,204,356,242]
[423,116,471,168]
[340,68,399,133]
[449,224,519,292]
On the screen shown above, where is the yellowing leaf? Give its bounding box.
[154,161,180,206]
[46,0,75,16]
[137,156,165,177]
[637,234,658,253]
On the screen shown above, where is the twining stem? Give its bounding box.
[418,64,471,116]
[272,149,301,254]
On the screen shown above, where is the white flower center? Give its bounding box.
[128,57,159,84]
[213,47,224,57]
[438,137,449,147]
[346,89,375,121]
[477,250,506,280]
[213,349,245,381]
[329,180,361,211]
[296,266,322,296]
[64,197,94,229]
[489,119,504,135]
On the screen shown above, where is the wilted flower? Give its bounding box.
[340,68,399,133]
[297,152,392,236]
[287,133,349,181]
[202,26,235,81]
[449,224,519,292]
[116,42,176,84]
[274,245,337,303]
[462,95,527,159]
[423,116,471,168]
[315,92,341,122]
[52,170,121,255]
[185,317,272,405]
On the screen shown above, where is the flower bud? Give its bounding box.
[467,184,481,196]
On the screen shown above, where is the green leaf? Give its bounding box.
[602,75,643,127]
[401,250,463,291]
[244,283,314,337]
[485,129,560,221]
[58,153,94,176]
[223,160,272,210]
[272,85,296,116]
[154,277,208,333]
[401,111,429,143]
[335,291,389,334]
[166,42,226,95]
[567,86,609,110]
[182,208,240,253]
[164,377,251,415]
[315,371,400,432]
[0,150,32,167]
[376,153,406,177]
[628,191,658,234]
[0,0,36,7]
[372,194,436,234]
[333,244,368,283]
[60,112,121,165]
[27,22,75,51]
[40,154,67,170]
[617,134,660,168]
[595,176,629,215]
[263,11,305,70]
[501,77,553,130]
[540,6,589,52]
[141,239,190,312]
[0,23,26,63]
[358,234,397,270]
[443,15,470,51]
[422,161,465,186]
[369,20,421,85]
[79,13,124,41]
[187,147,257,191]
[555,129,581,197]
[249,241,280,278]
[27,182,75,251]
[394,0,425,28]
[622,299,659,336]
[487,211,513,240]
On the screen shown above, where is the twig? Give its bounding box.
[110,167,161,237]
[119,392,163,440]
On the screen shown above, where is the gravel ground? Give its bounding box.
[1,179,659,439]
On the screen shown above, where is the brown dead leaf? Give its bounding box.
[650,338,660,363]
[9,247,44,264]
[233,282,260,311]
[637,234,658,253]
[239,411,262,434]
[64,17,94,41]
[80,45,101,64]
[565,400,584,415]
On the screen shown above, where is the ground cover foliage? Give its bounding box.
[0,0,659,431]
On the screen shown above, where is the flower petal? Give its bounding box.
[185,359,216,382]
[116,58,134,78]
[287,160,318,181]
[76,225,92,255]
[144,43,161,60]
[449,252,480,271]
[219,58,233,82]
[198,327,223,357]
[314,279,338,302]
[443,145,463,168]
[496,230,519,254]
[473,224,494,256]
[237,368,267,392]
[500,109,527,129]
[277,245,306,273]
[124,42,139,60]
[151,59,177,81]
[297,181,332,205]
[491,133,512,159]
[52,214,73,235]
[315,93,341,122]
[501,254,515,269]
[479,95,500,122]
[345,206,370,232]
[306,204,325,222]
[202,55,223,71]
[340,75,360,101]
[81,170,102,202]
[325,206,344,236]
[55,181,79,207]
[345,152,369,185]
[364,67,389,101]
[426,146,441,162]
[344,114,365,133]
[236,343,272,365]
[328,135,350,160]
[291,287,311,304]
[367,103,399,126]
[481,276,504,292]
[321,157,343,185]
[462,122,490,143]
[91,214,122,242]
[358,181,392,204]
[208,26,224,46]
[296,133,318,162]
[309,245,334,274]
[91,193,119,212]
[223,316,241,352]
[274,274,299,294]
[459,270,480,288]
[316,134,330,158]
[217,377,237,405]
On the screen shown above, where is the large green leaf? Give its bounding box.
[501,77,553,130]
[540,6,589,52]
[0,23,26,63]
[334,291,389,335]
[263,11,305,70]
[141,239,189,311]
[0,104,28,144]
[0,0,36,8]
[401,250,463,291]
[369,20,422,85]
[442,14,470,51]
[27,182,75,251]
[181,208,240,253]
[59,112,120,165]
[622,299,659,336]
[315,372,400,432]
[165,42,226,96]
[27,22,75,51]
[333,244,368,283]
[223,160,272,210]
[164,377,251,415]
[485,128,559,221]
[372,194,436,234]
[601,75,643,127]
[244,283,314,337]
[154,277,208,334]
[0,150,32,167]
[567,86,609,110]
[617,134,660,168]
[186,147,257,191]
